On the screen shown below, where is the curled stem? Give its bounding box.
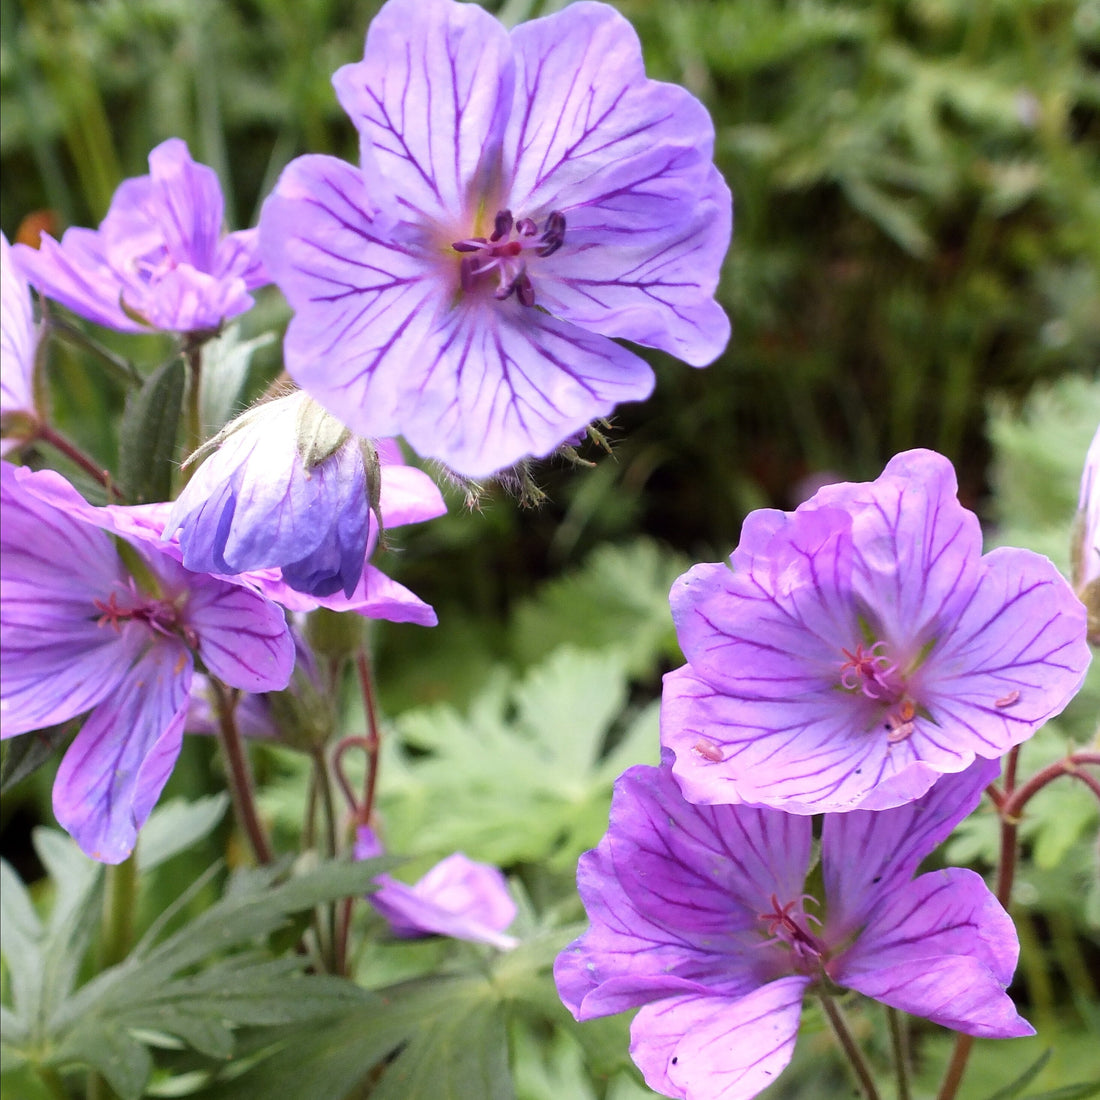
[355,650,382,826]
[48,312,143,389]
[210,679,273,865]
[819,991,881,1100]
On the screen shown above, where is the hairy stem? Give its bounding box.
[819,992,881,1100]
[98,853,137,971]
[355,650,382,826]
[935,1035,975,1100]
[182,340,204,475]
[211,679,273,865]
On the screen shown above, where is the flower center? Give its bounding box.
[837,640,921,743]
[757,893,825,972]
[94,583,196,647]
[452,208,566,307]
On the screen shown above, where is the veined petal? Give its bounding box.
[186,576,294,693]
[15,229,143,332]
[146,138,224,270]
[922,547,1090,757]
[506,4,730,364]
[399,302,655,478]
[333,0,514,225]
[1,233,38,420]
[822,760,999,937]
[53,643,191,864]
[835,869,1031,1039]
[631,979,807,1100]
[669,509,857,699]
[810,449,984,645]
[215,227,268,289]
[260,154,438,442]
[661,666,942,814]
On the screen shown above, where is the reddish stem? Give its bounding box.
[37,423,120,496]
[356,650,382,826]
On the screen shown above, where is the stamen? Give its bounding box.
[452,238,487,253]
[490,210,513,242]
[515,271,535,307]
[516,217,538,237]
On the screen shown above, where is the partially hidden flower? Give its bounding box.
[0,463,294,862]
[260,0,731,478]
[555,756,1031,1100]
[662,448,1090,814]
[1073,425,1100,644]
[1,232,41,451]
[166,391,444,602]
[355,827,518,950]
[14,139,266,335]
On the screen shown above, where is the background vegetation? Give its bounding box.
[2,0,1098,1097]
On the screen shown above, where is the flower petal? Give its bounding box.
[661,666,942,814]
[1,232,38,421]
[332,0,514,225]
[53,643,191,863]
[809,449,984,645]
[921,546,1090,759]
[631,979,807,1100]
[835,868,1032,1039]
[822,760,999,937]
[399,301,655,477]
[506,3,730,364]
[260,153,438,442]
[186,575,294,693]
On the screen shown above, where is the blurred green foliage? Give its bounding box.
[2,0,1099,1097]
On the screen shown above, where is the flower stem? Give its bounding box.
[37,422,118,496]
[98,852,137,971]
[886,1007,911,1100]
[311,746,341,974]
[182,339,204,474]
[819,991,881,1100]
[935,1035,975,1100]
[211,679,273,865]
[355,650,382,826]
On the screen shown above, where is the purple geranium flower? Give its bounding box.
[355,827,517,950]
[260,0,730,477]
[1074,427,1100,644]
[662,449,1090,814]
[556,757,1031,1100]
[1,232,40,451]
[14,139,266,335]
[0,464,294,862]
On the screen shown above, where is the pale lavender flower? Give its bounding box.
[555,757,1031,1100]
[259,0,730,477]
[14,139,266,335]
[166,392,444,600]
[1,232,40,451]
[355,827,517,950]
[0,463,293,862]
[662,449,1090,814]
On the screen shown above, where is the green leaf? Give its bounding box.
[52,1021,153,1100]
[384,647,658,868]
[983,1049,1053,1100]
[137,795,230,871]
[118,354,186,503]
[0,859,44,1029]
[0,726,69,794]
[198,325,275,437]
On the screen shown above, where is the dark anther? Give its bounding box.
[452,238,487,253]
[516,217,538,237]
[516,272,536,307]
[537,210,566,256]
[490,209,514,242]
